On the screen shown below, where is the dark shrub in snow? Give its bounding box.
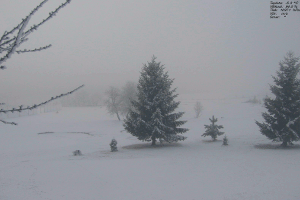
[110,139,118,152]
[73,150,82,156]
[223,135,228,145]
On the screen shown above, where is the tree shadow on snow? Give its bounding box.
[254,143,300,150]
[38,131,92,135]
[202,139,222,143]
[122,142,182,150]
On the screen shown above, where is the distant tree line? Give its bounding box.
[60,81,138,111]
[60,89,102,107]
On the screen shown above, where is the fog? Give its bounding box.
[1,0,300,105]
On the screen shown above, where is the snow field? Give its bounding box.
[0,95,300,200]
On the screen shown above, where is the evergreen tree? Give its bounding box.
[202,115,224,141]
[256,52,300,147]
[123,56,188,145]
[110,139,118,152]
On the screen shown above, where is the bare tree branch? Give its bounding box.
[0,0,85,126]
[0,85,84,114]
[0,0,72,69]
[0,85,84,125]
[0,120,17,125]
[16,44,52,54]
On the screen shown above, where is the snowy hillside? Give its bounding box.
[1,95,299,200]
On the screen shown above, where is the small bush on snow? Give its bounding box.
[222,135,228,145]
[73,150,82,156]
[110,139,118,152]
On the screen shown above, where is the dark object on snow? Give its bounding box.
[73,150,82,156]
[202,115,224,141]
[110,139,118,152]
[256,52,300,147]
[123,56,188,146]
[223,135,228,145]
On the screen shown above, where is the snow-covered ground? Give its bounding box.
[1,95,300,200]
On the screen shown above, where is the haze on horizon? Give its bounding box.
[0,0,299,105]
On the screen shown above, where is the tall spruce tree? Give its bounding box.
[123,56,188,145]
[256,52,300,147]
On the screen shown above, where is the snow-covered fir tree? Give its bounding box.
[110,139,118,152]
[222,135,228,145]
[202,115,224,141]
[123,56,188,146]
[256,52,300,147]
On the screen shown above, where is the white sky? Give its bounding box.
[1,0,300,105]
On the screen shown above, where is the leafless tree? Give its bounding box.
[0,0,84,125]
[104,86,122,121]
[194,101,203,118]
[120,81,137,116]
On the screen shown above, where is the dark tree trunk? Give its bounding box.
[212,135,217,141]
[116,112,121,121]
[281,140,288,147]
[151,136,156,146]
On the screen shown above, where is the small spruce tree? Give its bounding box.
[202,115,224,141]
[256,52,300,147]
[110,139,118,152]
[123,56,188,145]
